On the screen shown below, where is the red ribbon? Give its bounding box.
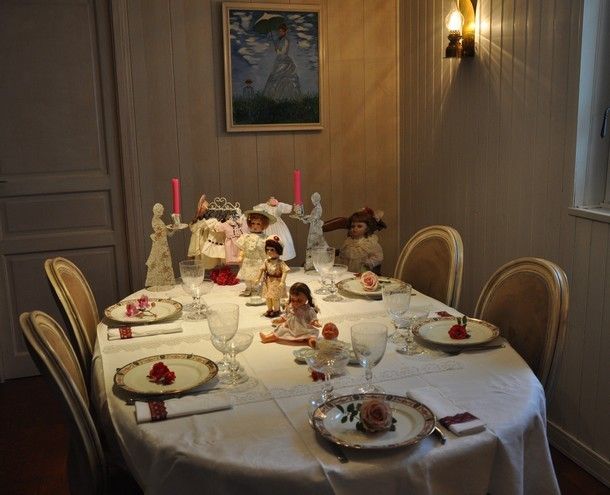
[439,412,479,429]
[148,401,168,421]
[119,327,133,339]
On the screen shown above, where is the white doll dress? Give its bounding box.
[255,202,296,261]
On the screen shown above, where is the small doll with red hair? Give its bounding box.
[337,208,386,274]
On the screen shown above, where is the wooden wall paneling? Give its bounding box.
[578,221,607,448]
[170,0,221,238]
[128,0,182,261]
[596,225,610,460]
[256,134,295,206]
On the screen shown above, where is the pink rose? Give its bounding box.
[359,398,394,433]
[125,303,137,317]
[360,271,379,291]
[137,295,150,310]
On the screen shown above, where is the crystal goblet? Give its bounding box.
[179,260,211,321]
[226,332,254,386]
[207,303,239,365]
[305,343,350,416]
[351,322,388,393]
[322,264,348,302]
[311,247,335,295]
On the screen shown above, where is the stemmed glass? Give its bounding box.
[382,284,424,355]
[179,260,213,321]
[207,303,239,379]
[226,331,254,385]
[322,264,348,302]
[306,343,350,416]
[351,322,388,393]
[311,247,335,295]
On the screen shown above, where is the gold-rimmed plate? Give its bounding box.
[104,298,182,324]
[114,354,218,395]
[412,317,500,347]
[336,277,407,299]
[312,393,435,449]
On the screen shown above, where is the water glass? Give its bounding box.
[207,303,239,352]
[322,264,348,302]
[351,322,388,393]
[226,331,254,385]
[306,344,350,415]
[179,260,211,321]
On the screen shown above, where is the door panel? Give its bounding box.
[0,0,130,379]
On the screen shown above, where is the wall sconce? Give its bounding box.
[445,0,476,58]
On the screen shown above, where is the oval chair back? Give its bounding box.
[393,226,464,307]
[474,257,569,395]
[44,257,99,379]
[19,310,106,495]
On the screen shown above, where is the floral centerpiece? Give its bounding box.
[210,266,239,286]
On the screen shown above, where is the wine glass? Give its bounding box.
[311,247,335,294]
[226,331,254,385]
[210,335,232,374]
[207,304,239,373]
[322,264,348,302]
[351,322,388,393]
[382,283,424,355]
[305,342,350,416]
[179,260,211,321]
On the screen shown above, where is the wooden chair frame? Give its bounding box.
[474,257,569,394]
[393,226,464,307]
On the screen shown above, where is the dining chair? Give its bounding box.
[19,310,106,494]
[474,257,569,395]
[393,225,464,307]
[44,257,99,378]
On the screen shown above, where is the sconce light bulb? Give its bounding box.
[445,7,464,33]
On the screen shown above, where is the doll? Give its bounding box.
[188,194,209,260]
[254,196,296,261]
[257,235,290,318]
[260,282,320,342]
[215,212,245,264]
[145,203,175,288]
[236,210,275,296]
[337,208,386,274]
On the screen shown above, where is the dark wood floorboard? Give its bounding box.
[0,376,608,494]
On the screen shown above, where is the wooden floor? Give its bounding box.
[1,376,608,495]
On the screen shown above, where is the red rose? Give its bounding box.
[147,361,176,385]
[448,324,470,339]
[359,398,394,432]
[360,271,380,291]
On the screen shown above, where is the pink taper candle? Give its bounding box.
[171,178,181,214]
[293,169,302,205]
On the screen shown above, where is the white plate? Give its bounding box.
[104,298,182,324]
[412,317,500,346]
[114,353,218,395]
[336,277,407,299]
[312,393,435,449]
[293,343,359,364]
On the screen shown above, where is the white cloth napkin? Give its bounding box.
[135,393,232,423]
[407,386,486,436]
[107,322,182,340]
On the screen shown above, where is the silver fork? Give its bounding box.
[444,343,505,356]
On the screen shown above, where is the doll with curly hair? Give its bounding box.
[337,208,386,274]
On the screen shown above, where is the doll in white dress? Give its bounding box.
[257,235,290,318]
[236,211,275,296]
[260,282,321,343]
[254,197,295,261]
[188,194,209,259]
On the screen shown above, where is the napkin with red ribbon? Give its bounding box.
[107,322,182,340]
[407,386,486,436]
[135,393,232,423]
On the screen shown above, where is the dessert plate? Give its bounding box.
[336,277,407,299]
[412,317,500,347]
[105,298,182,324]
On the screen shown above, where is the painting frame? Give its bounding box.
[222,2,325,132]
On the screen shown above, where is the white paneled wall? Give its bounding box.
[400,0,609,484]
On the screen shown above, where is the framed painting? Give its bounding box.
[222,2,324,132]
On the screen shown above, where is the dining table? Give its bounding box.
[91,268,560,495]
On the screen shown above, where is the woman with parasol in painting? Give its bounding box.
[255,14,301,101]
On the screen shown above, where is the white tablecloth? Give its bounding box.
[92,269,559,495]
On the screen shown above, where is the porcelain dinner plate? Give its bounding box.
[312,393,435,449]
[104,298,182,324]
[412,317,500,346]
[114,354,218,395]
[336,276,407,299]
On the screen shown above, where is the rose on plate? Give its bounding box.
[448,316,470,340]
[338,398,397,433]
[147,361,176,385]
[360,271,380,291]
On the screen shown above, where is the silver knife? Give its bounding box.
[328,441,349,463]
